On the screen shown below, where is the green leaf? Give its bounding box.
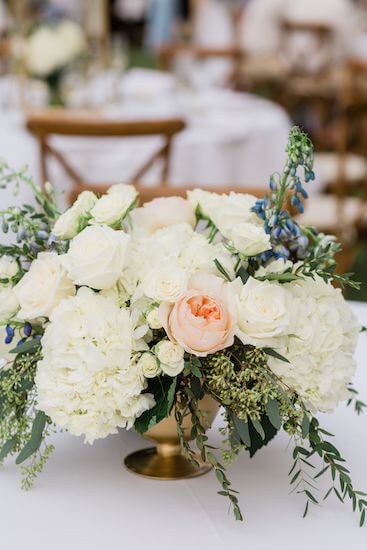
[265,399,282,430]
[257,272,301,283]
[303,501,309,518]
[10,338,41,355]
[214,259,232,282]
[190,377,202,400]
[290,470,301,485]
[305,490,318,504]
[16,411,47,465]
[233,416,251,447]
[314,465,329,480]
[301,414,310,438]
[187,357,202,378]
[247,415,278,457]
[263,348,290,363]
[215,469,225,483]
[134,376,177,434]
[360,509,366,528]
[237,266,249,284]
[251,419,265,440]
[0,436,17,461]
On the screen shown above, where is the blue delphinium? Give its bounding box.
[252,127,315,261]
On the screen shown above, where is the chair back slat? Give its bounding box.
[26,110,186,201]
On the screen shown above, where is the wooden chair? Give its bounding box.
[297,68,367,273]
[136,184,267,203]
[25,109,186,204]
[157,43,243,87]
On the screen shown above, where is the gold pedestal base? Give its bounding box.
[124,446,212,480]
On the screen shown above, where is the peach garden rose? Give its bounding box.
[159,274,234,357]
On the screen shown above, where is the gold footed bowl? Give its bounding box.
[124,395,219,480]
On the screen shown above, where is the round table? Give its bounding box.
[0,70,290,210]
[1,301,366,550]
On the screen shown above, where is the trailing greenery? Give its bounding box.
[289,418,367,526]
[0,162,62,262]
[0,342,54,488]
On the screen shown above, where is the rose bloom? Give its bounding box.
[159,273,234,357]
[131,197,195,235]
[61,225,130,290]
[14,252,75,320]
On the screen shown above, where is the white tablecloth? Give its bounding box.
[0,71,290,210]
[1,301,366,550]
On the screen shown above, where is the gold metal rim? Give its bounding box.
[124,447,213,480]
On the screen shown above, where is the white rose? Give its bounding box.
[0,326,12,370]
[13,252,75,320]
[188,189,259,237]
[74,191,98,215]
[146,308,163,329]
[62,225,130,290]
[107,183,137,196]
[0,286,19,320]
[155,340,185,377]
[0,256,19,283]
[143,262,188,303]
[53,191,97,240]
[228,222,271,256]
[232,276,291,346]
[90,186,137,226]
[138,352,161,378]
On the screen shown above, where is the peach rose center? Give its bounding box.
[187,295,221,321]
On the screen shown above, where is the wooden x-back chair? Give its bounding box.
[26,110,186,204]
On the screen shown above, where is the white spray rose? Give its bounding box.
[53,191,97,240]
[146,307,163,329]
[13,252,75,320]
[232,276,291,346]
[0,256,19,283]
[138,352,161,378]
[0,286,19,321]
[155,340,185,377]
[62,225,130,290]
[227,222,271,256]
[143,262,188,303]
[90,185,137,226]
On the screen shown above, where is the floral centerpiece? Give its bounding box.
[0,128,366,524]
[18,18,86,106]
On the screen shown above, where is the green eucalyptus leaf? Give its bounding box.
[233,416,251,447]
[10,338,41,355]
[251,419,265,440]
[263,348,290,363]
[265,399,282,430]
[15,411,47,465]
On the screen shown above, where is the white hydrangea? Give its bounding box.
[35,287,155,443]
[267,277,360,412]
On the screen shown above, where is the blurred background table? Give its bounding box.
[1,300,366,550]
[0,69,290,208]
